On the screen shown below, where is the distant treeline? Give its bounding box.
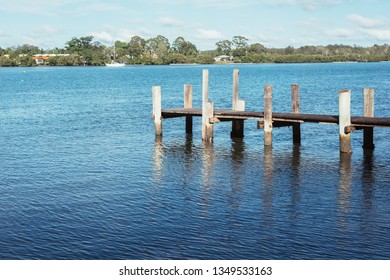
[1,35,389,66]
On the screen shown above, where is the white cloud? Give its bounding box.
[193,0,258,8]
[158,17,184,27]
[116,29,137,42]
[0,29,9,37]
[324,28,355,38]
[90,31,114,44]
[195,28,224,40]
[361,29,390,40]
[40,25,58,35]
[90,27,152,45]
[347,14,387,28]
[86,3,124,12]
[343,14,390,42]
[271,0,351,11]
[0,0,80,15]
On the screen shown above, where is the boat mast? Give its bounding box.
[113,43,116,62]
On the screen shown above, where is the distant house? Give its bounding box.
[214,55,233,63]
[32,54,69,65]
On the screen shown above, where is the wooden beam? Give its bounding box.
[209,117,221,123]
[160,108,390,127]
[152,86,162,136]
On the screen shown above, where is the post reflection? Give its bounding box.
[153,136,164,182]
[361,150,375,211]
[199,141,215,215]
[337,153,352,230]
[200,141,214,187]
[229,138,246,209]
[181,135,195,186]
[289,145,302,220]
[291,145,301,188]
[261,146,274,223]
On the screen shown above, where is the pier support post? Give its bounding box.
[202,69,214,142]
[363,88,375,150]
[339,89,352,154]
[264,85,273,147]
[152,86,162,136]
[291,84,301,145]
[231,69,245,138]
[184,84,193,134]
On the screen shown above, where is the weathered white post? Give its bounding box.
[152,86,162,136]
[231,69,245,138]
[202,69,214,142]
[184,84,193,134]
[363,88,375,149]
[339,89,352,153]
[264,85,273,147]
[291,84,301,145]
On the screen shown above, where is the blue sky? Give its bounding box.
[0,0,389,50]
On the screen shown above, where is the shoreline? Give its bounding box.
[1,60,389,68]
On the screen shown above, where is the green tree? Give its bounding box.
[17,55,36,66]
[81,49,93,65]
[66,36,94,53]
[248,43,266,54]
[172,36,198,56]
[215,40,233,55]
[0,55,16,66]
[232,36,248,57]
[14,44,41,55]
[65,37,82,53]
[91,52,108,65]
[128,36,145,58]
[80,36,93,49]
[168,53,188,64]
[196,54,215,64]
[128,36,146,64]
[145,35,171,64]
[285,46,295,55]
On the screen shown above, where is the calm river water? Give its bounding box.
[0,63,389,259]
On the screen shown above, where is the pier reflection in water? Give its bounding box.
[151,133,389,259]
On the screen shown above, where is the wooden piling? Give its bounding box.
[264,85,273,147]
[363,88,375,150]
[152,86,162,136]
[232,69,239,110]
[184,84,193,134]
[231,69,245,138]
[202,69,214,142]
[339,89,352,153]
[291,84,301,145]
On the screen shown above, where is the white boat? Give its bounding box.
[106,62,125,67]
[106,44,125,67]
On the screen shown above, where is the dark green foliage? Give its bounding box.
[1,35,390,67]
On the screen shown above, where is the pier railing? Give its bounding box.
[152,69,390,153]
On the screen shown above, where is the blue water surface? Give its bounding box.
[0,63,389,259]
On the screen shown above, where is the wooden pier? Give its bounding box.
[152,69,390,153]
